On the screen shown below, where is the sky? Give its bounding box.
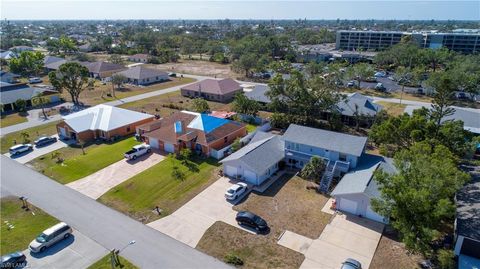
[1,0,479,20]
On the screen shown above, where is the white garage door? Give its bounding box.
[224,165,238,177]
[243,170,257,185]
[149,139,159,149]
[339,198,358,215]
[164,143,175,153]
[59,127,67,138]
[366,205,385,223]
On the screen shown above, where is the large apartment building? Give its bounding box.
[336,30,479,54]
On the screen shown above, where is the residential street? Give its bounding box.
[0,155,230,269]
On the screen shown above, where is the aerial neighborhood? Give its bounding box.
[1,3,480,269]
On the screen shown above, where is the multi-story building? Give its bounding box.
[336,30,480,54]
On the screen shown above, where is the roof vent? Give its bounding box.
[174,121,182,133]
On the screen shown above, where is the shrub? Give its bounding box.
[437,249,455,269]
[224,253,244,266]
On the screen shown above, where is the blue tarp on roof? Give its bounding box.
[459,255,480,269]
[188,114,230,133]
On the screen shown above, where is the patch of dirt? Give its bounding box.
[370,229,424,269]
[146,60,239,78]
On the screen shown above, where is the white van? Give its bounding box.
[29,222,73,253]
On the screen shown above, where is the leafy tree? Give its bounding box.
[437,249,455,269]
[372,142,469,255]
[31,93,49,119]
[420,48,452,72]
[232,93,260,116]
[231,137,242,152]
[179,148,192,165]
[109,54,124,65]
[426,71,456,136]
[346,63,374,89]
[394,66,414,104]
[111,74,126,97]
[48,62,89,105]
[300,156,326,182]
[8,51,45,76]
[232,53,257,77]
[14,99,27,112]
[190,98,210,113]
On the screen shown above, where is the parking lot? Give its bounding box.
[24,230,107,269]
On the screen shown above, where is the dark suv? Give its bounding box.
[235,211,269,233]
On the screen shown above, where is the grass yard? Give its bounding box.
[245,123,257,133]
[376,101,407,116]
[234,173,332,239]
[118,91,232,118]
[370,229,423,269]
[87,254,138,269]
[98,156,220,223]
[0,113,28,128]
[28,137,140,184]
[0,120,60,153]
[197,221,304,269]
[1,197,59,255]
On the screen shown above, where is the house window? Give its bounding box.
[126,127,131,132]
[224,137,228,143]
[339,153,347,161]
[310,147,312,152]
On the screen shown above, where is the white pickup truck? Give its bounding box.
[124,144,151,160]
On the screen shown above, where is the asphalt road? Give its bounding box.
[1,155,230,269]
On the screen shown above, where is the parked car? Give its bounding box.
[364,77,377,83]
[124,144,151,160]
[168,72,177,77]
[374,83,386,92]
[387,76,395,81]
[456,92,468,100]
[236,211,269,233]
[374,71,386,77]
[28,77,42,84]
[341,258,362,269]
[9,144,33,155]
[347,81,356,88]
[29,222,72,253]
[34,136,57,147]
[225,182,248,200]
[416,88,425,95]
[0,252,26,268]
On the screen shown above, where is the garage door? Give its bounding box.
[149,139,159,149]
[366,205,385,223]
[339,198,358,215]
[224,165,238,177]
[164,143,175,153]
[59,127,67,138]
[243,170,257,185]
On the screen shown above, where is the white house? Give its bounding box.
[220,131,284,186]
[128,54,149,63]
[331,155,394,224]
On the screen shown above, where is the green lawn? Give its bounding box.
[1,120,60,154]
[1,197,59,255]
[0,113,28,128]
[28,137,140,184]
[98,156,220,223]
[87,254,138,269]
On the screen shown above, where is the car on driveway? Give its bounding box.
[375,83,386,92]
[34,136,57,147]
[0,252,26,268]
[28,77,42,84]
[374,71,386,77]
[29,222,73,253]
[225,182,247,200]
[347,81,356,87]
[236,211,269,233]
[124,144,151,160]
[9,144,33,155]
[341,258,362,269]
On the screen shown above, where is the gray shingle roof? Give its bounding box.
[0,84,57,105]
[283,124,367,157]
[44,56,65,65]
[444,107,480,134]
[244,85,271,103]
[221,131,284,174]
[456,175,480,240]
[115,66,168,80]
[181,78,242,95]
[331,154,396,197]
[336,93,383,117]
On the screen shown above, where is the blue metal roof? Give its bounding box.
[459,255,480,269]
[188,114,230,133]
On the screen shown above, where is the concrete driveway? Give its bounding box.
[148,177,251,247]
[67,152,165,199]
[300,213,384,269]
[5,135,75,164]
[24,229,107,269]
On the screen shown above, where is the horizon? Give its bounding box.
[1,1,479,21]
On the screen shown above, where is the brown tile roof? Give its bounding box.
[181,78,242,95]
[145,111,245,146]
